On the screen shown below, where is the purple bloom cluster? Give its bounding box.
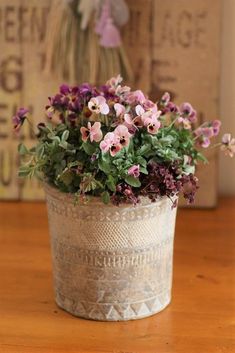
[46,83,98,123]
[140,161,199,206]
[112,183,140,205]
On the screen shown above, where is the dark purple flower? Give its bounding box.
[12,108,29,131]
[60,84,71,95]
[79,83,93,96]
[99,84,118,100]
[68,98,83,113]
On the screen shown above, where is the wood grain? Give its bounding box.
[0,198,234,353]
[151,0,222,207]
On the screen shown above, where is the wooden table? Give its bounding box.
[0,198,234,353]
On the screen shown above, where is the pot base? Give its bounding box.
[55,290,171,321]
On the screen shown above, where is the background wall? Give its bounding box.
[219,0,235,195]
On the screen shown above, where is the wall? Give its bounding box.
[219,0,235,195]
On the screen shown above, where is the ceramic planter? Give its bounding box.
[45,184,177,321]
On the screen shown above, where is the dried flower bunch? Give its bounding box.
[14,75,234,206]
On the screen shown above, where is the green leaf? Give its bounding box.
[125,176,141,188]
[140,167,148,175]
[18,166,31,177]
[82,142,96,156]
[106,175,116,192]
[62,130,69,141]
[18,143,28,155]
[138,144,152,156]
[197,152,208,163]
[36,144,45,159]
[101,191,110,204]
[59,141,68,149]
[58,168,74,186]
[136,156,147,167]
[98,157,111,174]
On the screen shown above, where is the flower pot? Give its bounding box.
[45,184,177,321]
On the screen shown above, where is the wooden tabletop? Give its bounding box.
[0,198,234,353]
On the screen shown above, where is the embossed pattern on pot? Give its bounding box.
[45,184,177,321]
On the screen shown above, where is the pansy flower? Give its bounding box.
[124,113,143,132]
[221,133,235,157]
[128,165,140,178]
[160,92,170,106]
[114,125,131,147]
[114,103,126,117]
[179,102,197,123]
[143,115,161,134]
[194,126,214,148]
[100,132,122,156]
[88,96,109,115]
[12,108,29,131]
[176,117,192,130]
[80,122,103,143]
[212,120,221,136]
[125,90,146,105]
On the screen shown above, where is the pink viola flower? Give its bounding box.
[88,96,109,115]
[114,124,131,147]
[106,74,123,88]
[212,120,221,136]
[125,90,146,105]
[179,102,197,123]
[115,85,131,96]
[135,104,161,124]
[160,92,170,106]
[176,117,191,130]
[80,122,103,143]
[194,126,214,148]
[163,101,180,114]
[142,100,159,115]
[124,113,143,131]
[106,75,130,96]
[221,133,235,157]
[128,165,140,178]
[143,115,161,135]
[100,132,122,156]
[114,103,125,117]
[135,104,150,124]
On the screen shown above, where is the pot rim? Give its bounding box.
[44,182,174,210]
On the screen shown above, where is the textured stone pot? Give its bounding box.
[45,184,177,321]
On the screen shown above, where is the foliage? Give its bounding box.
[14,75,228,207]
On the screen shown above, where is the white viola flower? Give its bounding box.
[88,96,109,115]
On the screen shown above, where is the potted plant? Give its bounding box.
[14,75,234,321]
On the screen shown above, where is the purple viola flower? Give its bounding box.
[60,84,71,95]
[79,83,93,96]
[12,108,29,131]
[68,98,83,113]
[99,84,118,100]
